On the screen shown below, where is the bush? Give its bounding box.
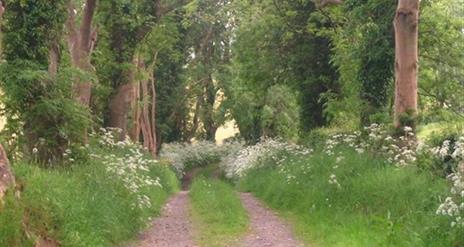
[0,63,92,165]
[160,141,243,176]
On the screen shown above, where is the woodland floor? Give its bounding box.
[129,191,304,247]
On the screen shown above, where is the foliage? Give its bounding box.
[227,0,338,142]
[190,177,248,247]
[318,0,396,125]
[0,0,91,163]
[182,0,232,141]
[151,12,191,144]
[260,85,300,140]
[419,0,464,121]
[2,0,67,64]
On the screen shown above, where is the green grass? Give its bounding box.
[417,121,464,141]
[0,148,179,247]
[190,176,248,247]
[238,148,463,247]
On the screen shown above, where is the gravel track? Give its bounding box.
[130,191,305,247]
[130,191,198,247]
[239,193,305,247]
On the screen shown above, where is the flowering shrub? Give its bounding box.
[160,141,243,176]
[220,138,312,179]
[433,137,464,228]
[436,169,464,228]
[87,128,164,210]
[324,124,417,166]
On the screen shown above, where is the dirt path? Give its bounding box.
[129,189,304,247]
[130,191,197,247]
[239,193,305,247]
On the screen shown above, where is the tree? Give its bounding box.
[96,0,187,140]
[67,0,98,106]
[227,0,338,141]
[183,0,232,141]
[418,0,464,120]
[393,0,419,128]
[319,0,420,128]
[0,0,90,163]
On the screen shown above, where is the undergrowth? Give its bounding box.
[0,134,179,247]
[238,148,462,247]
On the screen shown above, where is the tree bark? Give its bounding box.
[0,144,15,202]
[108,80,136,139]
[148,55,158,156]
[48,41,60,77]
[130,80,141,143]
[393,0,419,128]
[128,54,158,156]
[204,75,218,141]
[67,0,98,106]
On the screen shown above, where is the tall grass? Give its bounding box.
[238,147,462,246]
[0,148,179,247]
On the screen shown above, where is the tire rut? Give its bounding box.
[129,191,198,247]
[239,193,306,247]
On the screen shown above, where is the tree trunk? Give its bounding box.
[149,59,158,156]
[140,75,154,151]
[393,0,419,128]
[67,0,97,106]
[0,144,15,202]
[130,80,141,142]
[203,75,218,141]
[129,55,158,156]
[108,81,136,139]
[48,41,60,77]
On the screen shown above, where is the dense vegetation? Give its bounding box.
[0,130,179,246]
[0,0,463,246]
[239,148,455,246]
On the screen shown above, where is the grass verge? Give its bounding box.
[238,148,462,247]
[190,176,248,247]
[0,147,179,247]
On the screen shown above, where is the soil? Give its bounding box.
[239,193,306,247]
[130,184,304,247]
[130,191,198,247]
